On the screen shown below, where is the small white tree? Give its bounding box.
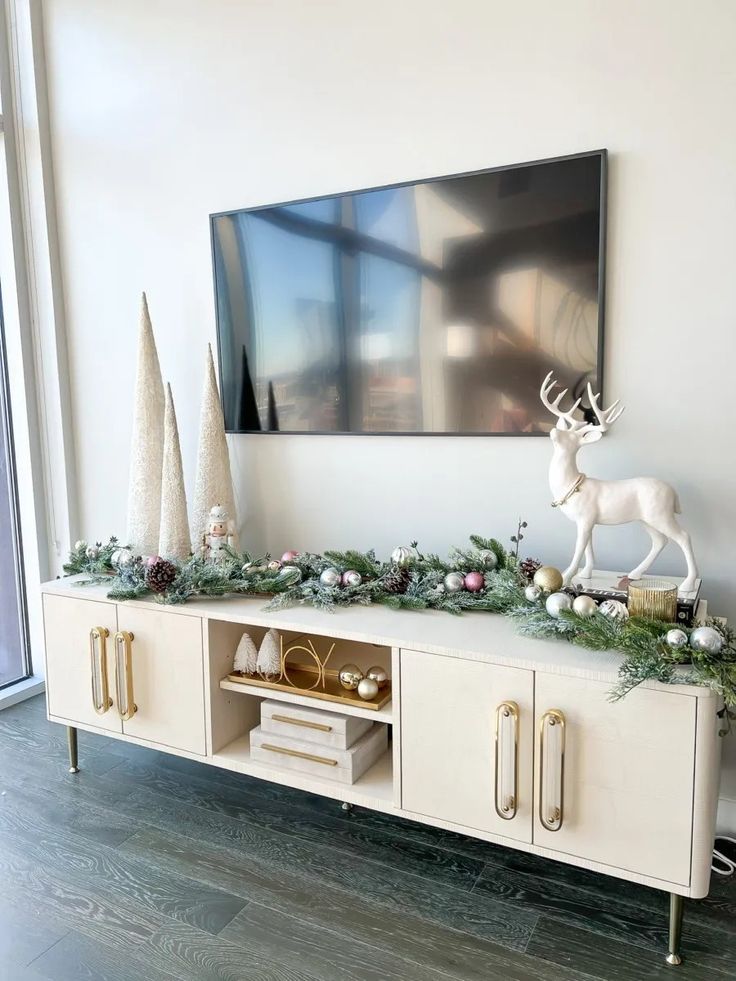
[256,629,281,681]
[233,633,258,675]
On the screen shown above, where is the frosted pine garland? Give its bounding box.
[64,533,736,711]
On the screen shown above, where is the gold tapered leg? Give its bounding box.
[666,893,683,966]
[67,726,79,773]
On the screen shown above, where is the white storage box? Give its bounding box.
[260,699,373,750]
[250,722,387,785]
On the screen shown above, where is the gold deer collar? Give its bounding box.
[551,473,586,508]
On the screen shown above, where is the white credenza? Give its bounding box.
[40,579,723,967]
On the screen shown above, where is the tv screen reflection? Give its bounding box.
[212,152,605,435]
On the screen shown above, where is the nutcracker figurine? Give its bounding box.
[202,504,237,562]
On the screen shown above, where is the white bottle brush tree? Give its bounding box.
[256,629,281,681]
[233,633,258,675]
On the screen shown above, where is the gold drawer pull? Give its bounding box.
[271,714,332,733]
[494,701,519,820]
[539,709,566,832]
[261,743,338,766]
[114,631,137,721]
[90,626,112,714]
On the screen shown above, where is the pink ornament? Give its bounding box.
[464,571,485,592]
[146,555,162,567]
[281,550,299,563]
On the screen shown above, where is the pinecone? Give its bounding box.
[519,557,542,582]
[382,566,411,594]
[145,557,178,593]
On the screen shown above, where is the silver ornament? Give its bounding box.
[391,545,418,567]
[443,572,465,593]
[85,545,99,560]
[365,665,389,689]
[545,591,573,618]
[524,584,542,602]
[276,565,302,586]
[689,626,723,655]
[599,599,629,621]
[572,594,598,617]
[342,569,362,587]
[338,664,363,690]
[319,567,342,588]
[477,549,498,570]
[357,677,379,701]
[665,628,688,649]
[113,547,133,568]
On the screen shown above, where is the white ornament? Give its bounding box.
[111,547,133,568]
[540,373,699,592]
[665,628,688,649]
[256,628,281,680]
[524,584,542,602]
[689,626,723,655]
[320,567,341,587]
[74,540,86,551]
[191,345,238,552]
[391,545,418,567]
[357,677,379,701]
[599,599,629,621]
[444,572,465,593]
[572,594,598,617]
[158,384,190,561]
[545,592,572,618]
[233,633,258,674]
[127,293,165,556]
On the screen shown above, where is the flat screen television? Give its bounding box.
[211,149,606,435]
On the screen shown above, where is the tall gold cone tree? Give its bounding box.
[126,293,165,556]
[191,344,237,549]
[159,383,190,560]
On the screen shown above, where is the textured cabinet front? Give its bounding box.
[534,674,696,885]
[115,606,206,755]
[43,595,122,733]
[400,650,534,841]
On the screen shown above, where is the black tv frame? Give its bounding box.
[210,148,608,437]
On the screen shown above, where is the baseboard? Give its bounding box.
[0,676,45,710]
[717,795,736,835]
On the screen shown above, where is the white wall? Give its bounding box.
[40,0,736,821]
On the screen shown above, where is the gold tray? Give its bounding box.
[226,669,392,711]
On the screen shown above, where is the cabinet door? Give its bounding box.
[115,606,206,756]
[401,650,534,841]
[43,594,122,733]
[534,674,695,885]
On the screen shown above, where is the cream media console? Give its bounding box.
[41,578,723,967]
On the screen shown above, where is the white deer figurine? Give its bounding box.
[540,372,698,592]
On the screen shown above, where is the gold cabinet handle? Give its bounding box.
[90,626,112,714]
[494,701,519,820]
[261,743,338,766]
[114,631,137,721]
[539,709,565,831]
[271,714,332,733]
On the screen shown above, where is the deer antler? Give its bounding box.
[581,384,625,434]
[540,372,582,430]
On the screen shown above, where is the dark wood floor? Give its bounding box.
[0,696,734,981]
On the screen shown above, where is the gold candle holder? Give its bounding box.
[627,579,678,622]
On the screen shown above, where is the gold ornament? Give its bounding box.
[533,566,563,593]
[338,664,363,690]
